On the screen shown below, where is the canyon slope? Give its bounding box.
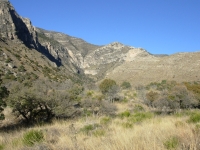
[0,0,200,86]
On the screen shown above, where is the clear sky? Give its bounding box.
[9,0,200,54]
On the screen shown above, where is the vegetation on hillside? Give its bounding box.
[1,42,200,149]
[0,76,9,120]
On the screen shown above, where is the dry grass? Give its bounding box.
[0,110,200,150]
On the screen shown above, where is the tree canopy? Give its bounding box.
[99,79,117,94]
[0,77,9,120]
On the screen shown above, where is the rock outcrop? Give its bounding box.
[0,0,38,49]
[1,0,200,85]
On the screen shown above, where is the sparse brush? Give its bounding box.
[119,110,131,118]
[0,144,4,150]
[92,129,105,137]
[163,136,179,150]
[128,112,154,123]
[22,130,44,146]
[80,124,97,135]
[121,122,133,128]
[100,116,111,125]
[188,112,200,123]
[133,104,144,112]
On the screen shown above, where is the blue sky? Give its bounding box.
[9,0,200,54]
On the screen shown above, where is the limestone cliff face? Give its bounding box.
[0,1,78,71]
[82,42,151,79]
[1,0,200,85]
[36,28,100,70]
[0,0,38,49]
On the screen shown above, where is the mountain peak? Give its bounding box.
[0,0,38,49]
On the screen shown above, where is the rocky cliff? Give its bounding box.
[0,0,38,49]
[1,0,200,86]
[36,28,100,69]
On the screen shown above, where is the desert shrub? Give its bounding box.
[99,79,117,94]
[122,122,133,128]
[175,121,186,128]
[0,77,9,120]
[13,53,21,60]
[68,84,84,102]
[121,97,128,103]
[49,91,80,119]
[86,90,94,97]
[129,112,153,123]
[8,91,53,123]
[174,110,196,117]
[145,91,159,106]
[80,124,100,135]
[80,124,94,135]
[100,117,111,125]
[99,100,117,116]
[18,65,26,72]
[163,136,179,150]
[99,79,120,102]
[22,130,44,146]
[185,82,200,104]
[0,144,4,150]
[188,112,200,123]
[5,58,12,63]
[119,110,131,118]
[92,129,105,137]
[121,81,131,89]
[11,138,21,147]
[133,104,144,112]
[167,85,198,109]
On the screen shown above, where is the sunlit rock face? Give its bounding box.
[0,0,38,49]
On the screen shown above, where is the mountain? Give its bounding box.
[0,0,200,87]
[36,28,100,70]
[0,0,38,49]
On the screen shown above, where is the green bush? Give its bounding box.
[80,124,97,135]
[100,117,111,125]
[0,144,4,150]
[0,78,9,120]
[188,112,200,123]
[119,110,131,118]
[18,65,26,72]
[99,79,117,94]
[129,112,153,123]
[174,110,196,117]
[163,136,179,149]
[92,129,105,137]
[122,122,133,128]
[133,105,144,112]
[121,81,131,89]
[22,130,44,146]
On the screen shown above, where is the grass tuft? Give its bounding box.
[163,136,179,150]
[119,110,131,118]
[22,130,44,146]
[188,112,200,123]
[100,117,111,125]
[128,112,153,123]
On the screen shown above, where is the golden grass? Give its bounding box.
[0,113,200,150]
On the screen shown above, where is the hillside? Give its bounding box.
[1,1,200,150]
[106,52,200,86]
[1,0,200,87]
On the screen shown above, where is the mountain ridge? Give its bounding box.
[0,0,200,86]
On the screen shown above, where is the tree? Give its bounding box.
[0,77,9,120]
[8,90,53,124]
[99,79,119,102]
[145,91,159,106]
[121,81,132,89]
[167,85,198,109]
[99,79,117,94]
